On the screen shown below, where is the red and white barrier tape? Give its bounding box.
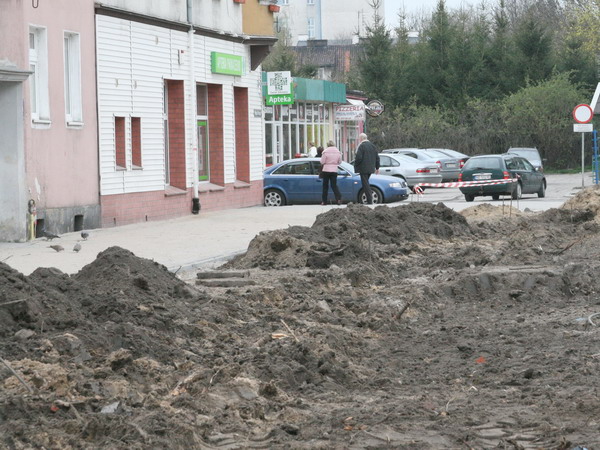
[414,178,517,193]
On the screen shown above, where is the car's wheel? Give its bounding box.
[264,189,286,207]
[359,186,383,204]
[464,194,474,202]
[511,182,522,200]
[492,194,500,200]
[537,181,546,198]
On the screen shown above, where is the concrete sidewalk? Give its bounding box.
[0,172,593,278]
[0,204,339,277]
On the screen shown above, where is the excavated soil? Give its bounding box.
[2,186,600,449]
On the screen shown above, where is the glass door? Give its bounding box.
[273,123,284,165]
[197,120,208,181]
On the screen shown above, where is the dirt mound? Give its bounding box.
[228,203,471,270]
[562,185,600,220]
[2,202,600,448]
[461,203,524,220]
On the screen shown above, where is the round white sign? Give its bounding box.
[573,104,593,124]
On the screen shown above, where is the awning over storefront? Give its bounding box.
[347,98,365,107]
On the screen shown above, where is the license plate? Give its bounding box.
[446,163,457,168]
[473,173,491,180]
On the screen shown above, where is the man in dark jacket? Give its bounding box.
[353,133,380,204]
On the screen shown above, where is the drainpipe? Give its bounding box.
[188,0,201,214]
[27,199,37,240]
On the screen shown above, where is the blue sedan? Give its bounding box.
[263,158,410,206]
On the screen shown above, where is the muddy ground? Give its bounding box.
[2,187,600,449]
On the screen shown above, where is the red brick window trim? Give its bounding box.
[131,117,142,168]
[114,116,126,170]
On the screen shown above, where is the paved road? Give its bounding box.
[401,171,591,212]
[0,172,595,277]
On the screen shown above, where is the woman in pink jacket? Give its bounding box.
[320,140,342,205]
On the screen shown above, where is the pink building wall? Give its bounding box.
[9,0,100,234]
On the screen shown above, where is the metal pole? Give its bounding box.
[581,132,585,188]
[593,130,599,185]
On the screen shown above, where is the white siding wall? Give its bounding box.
[97,0,242,34]
[98,0,186,24]
[96,15,264,196]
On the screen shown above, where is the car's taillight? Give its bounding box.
[503,171,510,179]
[436,160,442,169]
[458,173,463,181]
[416,168,430,173]
[459,159,465,168]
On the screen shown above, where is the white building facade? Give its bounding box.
[277,0,384,45]
[96,1,275,226]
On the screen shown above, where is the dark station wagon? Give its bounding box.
[459,154,546,202]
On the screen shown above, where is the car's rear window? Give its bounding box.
[508,149,540,161]
[463,157,502,170]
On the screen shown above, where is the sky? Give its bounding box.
[384,0,469,29]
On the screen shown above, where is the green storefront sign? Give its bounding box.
[211,52,243,76]
[266,84,295,105]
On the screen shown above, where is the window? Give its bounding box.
[63,32,82,124]
[307,0,314,4]
[163,82,170,184]
[307,18,315,38]
[29,26,50,123]
[114,116,126,169]
[273,161,313,175]
[196,84,209,181]
[131,117,142,168]
[281,0,289,4]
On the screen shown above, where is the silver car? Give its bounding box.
[382,148,461,182]
[378,153,442,188]
[507,147,544,172]
[426,148,470,169]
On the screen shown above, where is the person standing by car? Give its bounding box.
[308,142,318,157]
[354,133,380,204]
[320,140,342,205]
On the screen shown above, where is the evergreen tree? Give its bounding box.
[486,0,518,98]
[417,0,456,107]
[388,10,419,106]
[357,0,393,101]
[261,27,297,74]
[513,12,554,85]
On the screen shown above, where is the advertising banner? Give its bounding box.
[335,104,366,121]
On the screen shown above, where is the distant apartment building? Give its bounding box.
[277,0,384,45]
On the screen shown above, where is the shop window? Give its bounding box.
[114,116,126,169]
[29,26,50,123]
[131,117,142,168]
[63,32,82,125]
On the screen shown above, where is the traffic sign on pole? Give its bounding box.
[573,104,593,124]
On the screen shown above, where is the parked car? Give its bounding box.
[263,158,409,206]
[378,153,443,188]
[426,148,470,169]
[382,148,460,182]
[459,154,546,202]
[507,147,544,172]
